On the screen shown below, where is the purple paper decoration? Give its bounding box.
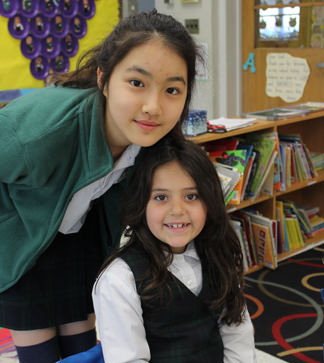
[70,15,86,38]
[50,14,69,38]
[8,14,29,38]
[0,0,19,18]
[50,53,70,73]
[59,0,78,19]
[61,33,78,57]
[30,14,50,38]
[39,0,59,18]
[30,55,50,80]
[20,34,42,59]
[20,0,39,18]
[42,35,61,58]
[78,0,95,20]
[6,0,95,81]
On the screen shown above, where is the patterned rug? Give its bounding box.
[0,327,17,362]
[245,246,324,363]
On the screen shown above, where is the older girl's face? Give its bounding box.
[98,38,188,158]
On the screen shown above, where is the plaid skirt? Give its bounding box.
[0,206,105,331]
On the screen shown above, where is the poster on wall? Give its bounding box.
[195,42,208,81]
[266,53,310,103]
[0,0,119,91]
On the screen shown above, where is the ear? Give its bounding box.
[96,67,102,89]
[97,67,108,96]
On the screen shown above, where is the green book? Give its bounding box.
[243,134,276,196]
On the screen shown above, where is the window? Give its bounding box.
[255,1,324,48]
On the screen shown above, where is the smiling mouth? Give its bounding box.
[135,120,159,131]
[165,223,190,229]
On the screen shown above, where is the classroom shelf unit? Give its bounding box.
[189,111,324,274]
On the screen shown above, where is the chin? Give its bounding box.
[136,138,160,147]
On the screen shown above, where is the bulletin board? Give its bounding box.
[0,0,119,90]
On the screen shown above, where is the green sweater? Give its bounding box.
[0,86,122,293]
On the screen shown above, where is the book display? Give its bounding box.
[190,111,324,274]
[241,107,308,121]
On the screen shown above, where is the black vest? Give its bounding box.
[121,244,224,363]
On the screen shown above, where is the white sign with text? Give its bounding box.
[266,53,310,103]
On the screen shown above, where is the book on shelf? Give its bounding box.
[279,102,324,113]
[231,211,258,266]
[214,163,241,205]
[251,221,277,269]
[242,210,277,269]
[263,131,281,192]
[276,201,290,253]
[254,149,277,200]
[231,220,249,272]
[260,160,275,196]
[303,144,317,178]
[243,133,276,199]
[285,215,305,250]
[279,134,317,184]
[283,200,312,236]
[295,204,324,237]
[241,107,309,121]
[297,205,320,219]
[203,138,239,158]
[310,152,324,172]
[240,151,256,202]
[215,149,247,205]
[309,215,324,234]
[278,142,291,191]
[207,117,256,132]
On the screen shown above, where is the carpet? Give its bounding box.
[0,327,17,361]
[245,246,324,363]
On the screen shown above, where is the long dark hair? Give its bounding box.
[50,9,201,125]
[97,137,246,324]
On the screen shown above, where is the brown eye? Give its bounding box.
[186,193,198,201]
[166,87,179,95]
[154,194,167,201]
[130,79,144,87]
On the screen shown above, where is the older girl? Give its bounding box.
[0,10,200,362]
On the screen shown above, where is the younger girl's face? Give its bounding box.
[145,161,207,254]
[99,38,188,158]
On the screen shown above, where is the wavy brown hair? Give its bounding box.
[97,136,246,325]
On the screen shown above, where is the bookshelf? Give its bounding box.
[188,112,324,274]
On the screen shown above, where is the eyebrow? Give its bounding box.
[151,187,197,192]
[126,66,187,85]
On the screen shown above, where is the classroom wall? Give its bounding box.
[156,0,242,119]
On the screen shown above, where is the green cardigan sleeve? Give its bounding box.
[0,114,30,184]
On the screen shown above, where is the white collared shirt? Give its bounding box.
[92,242,257,363]
[59,144,141,234]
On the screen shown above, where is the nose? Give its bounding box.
[142,91,162,117]
[170,198,185,216]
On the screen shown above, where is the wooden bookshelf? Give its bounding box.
[189,112,324,274]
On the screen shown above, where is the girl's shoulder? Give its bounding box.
[0,87,96,142]
[94,257,137,296]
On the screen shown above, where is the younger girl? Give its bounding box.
[93,138,256,363]
[0,10,200,362]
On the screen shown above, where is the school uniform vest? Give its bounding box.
[121,245,224,363]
